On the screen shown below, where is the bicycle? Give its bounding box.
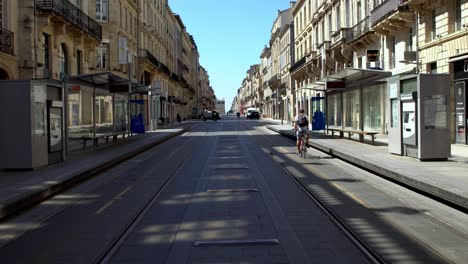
[298,133,307,159]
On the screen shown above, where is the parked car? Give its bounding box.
[201,110,220,121]
[247,110,260,119]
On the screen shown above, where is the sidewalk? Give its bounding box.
[0,122,193,221]
[266,121,468,211]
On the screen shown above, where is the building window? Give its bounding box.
[96,43,109,69]
[408,28,414,51]
[43,33,50,75]
[357,1,361,22]
[59,44,69,80]
[300,12,302,31]
[75,0,82,8]
[346,0,351,27]
[336,5,341,31]
[96,0,108,21]
[431,9,437,40]
[77,50,82,75]
[321,20,325,43]
[455,0,462,31]
[391,36,396,68]
[119,3,122,27]
[429,62,437,73]
[0,0,3,28]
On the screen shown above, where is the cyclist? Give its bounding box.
[294,109,311,155]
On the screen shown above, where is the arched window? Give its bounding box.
[59,43,69,80]
[0,68,9,80]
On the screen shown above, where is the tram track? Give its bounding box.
[0,122,216,263]
[96,123,213,263]
[258,119,468,263]
[243,122,386,264]
[97,151,193,263]
[245,120,468,263]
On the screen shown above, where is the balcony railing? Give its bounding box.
[331,28,352,45]
[0,28,14,55]
[372,0,408,25]
[346,16,372,44]
[36,0,102,40]
[268,74,280,86]
[139,49,170,76]
[139,49,160,68]
[289,56,306,73]
[180,77,189,88]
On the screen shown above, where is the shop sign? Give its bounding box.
[326,81,346,89]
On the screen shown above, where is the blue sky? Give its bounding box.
[169,0,292,111]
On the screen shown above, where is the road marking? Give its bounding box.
[96,186,133,215]
[193,238,280,247]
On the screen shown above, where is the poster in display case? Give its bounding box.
[48,107,63,153]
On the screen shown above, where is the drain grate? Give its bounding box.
[193,238,280,247]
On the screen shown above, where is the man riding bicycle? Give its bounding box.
[294,109,311,154]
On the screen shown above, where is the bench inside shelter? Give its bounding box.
[69,131,129,149]
[327,128,379,145]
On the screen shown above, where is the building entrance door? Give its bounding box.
[455,81,466,144]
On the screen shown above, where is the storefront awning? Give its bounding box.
[67,72,145,93]
[448,53,468,63]
[303,82,326,91]
[319,68,392,88]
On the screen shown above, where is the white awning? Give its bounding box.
[448,54,468,63]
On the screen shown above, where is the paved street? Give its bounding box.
[0,116,467,263]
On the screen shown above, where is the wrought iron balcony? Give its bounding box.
[36,0,102,40]
[290,56,306,73]
[268,74,280,87]
[139,49,160,68]
[159,62,170,76]
[180,77,189,88]
[0,28,14,55]
[346,16,373,44]
[372,0,413,26]
[170,72,180,82]
[331,28,352,45]
[372,0,400,25]
[371,0,414,32]
[139,49,170,76]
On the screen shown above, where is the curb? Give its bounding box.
[0,129,187,221]
[267,125,468,211]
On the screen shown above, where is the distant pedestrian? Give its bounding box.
[176,113,181,123]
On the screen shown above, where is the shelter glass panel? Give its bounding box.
[114,93,128,132]
[94,89,113,134]
[363,84,385,132]
[327,93,342,127]
[343,89,360,130]
[68,86,94,135]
